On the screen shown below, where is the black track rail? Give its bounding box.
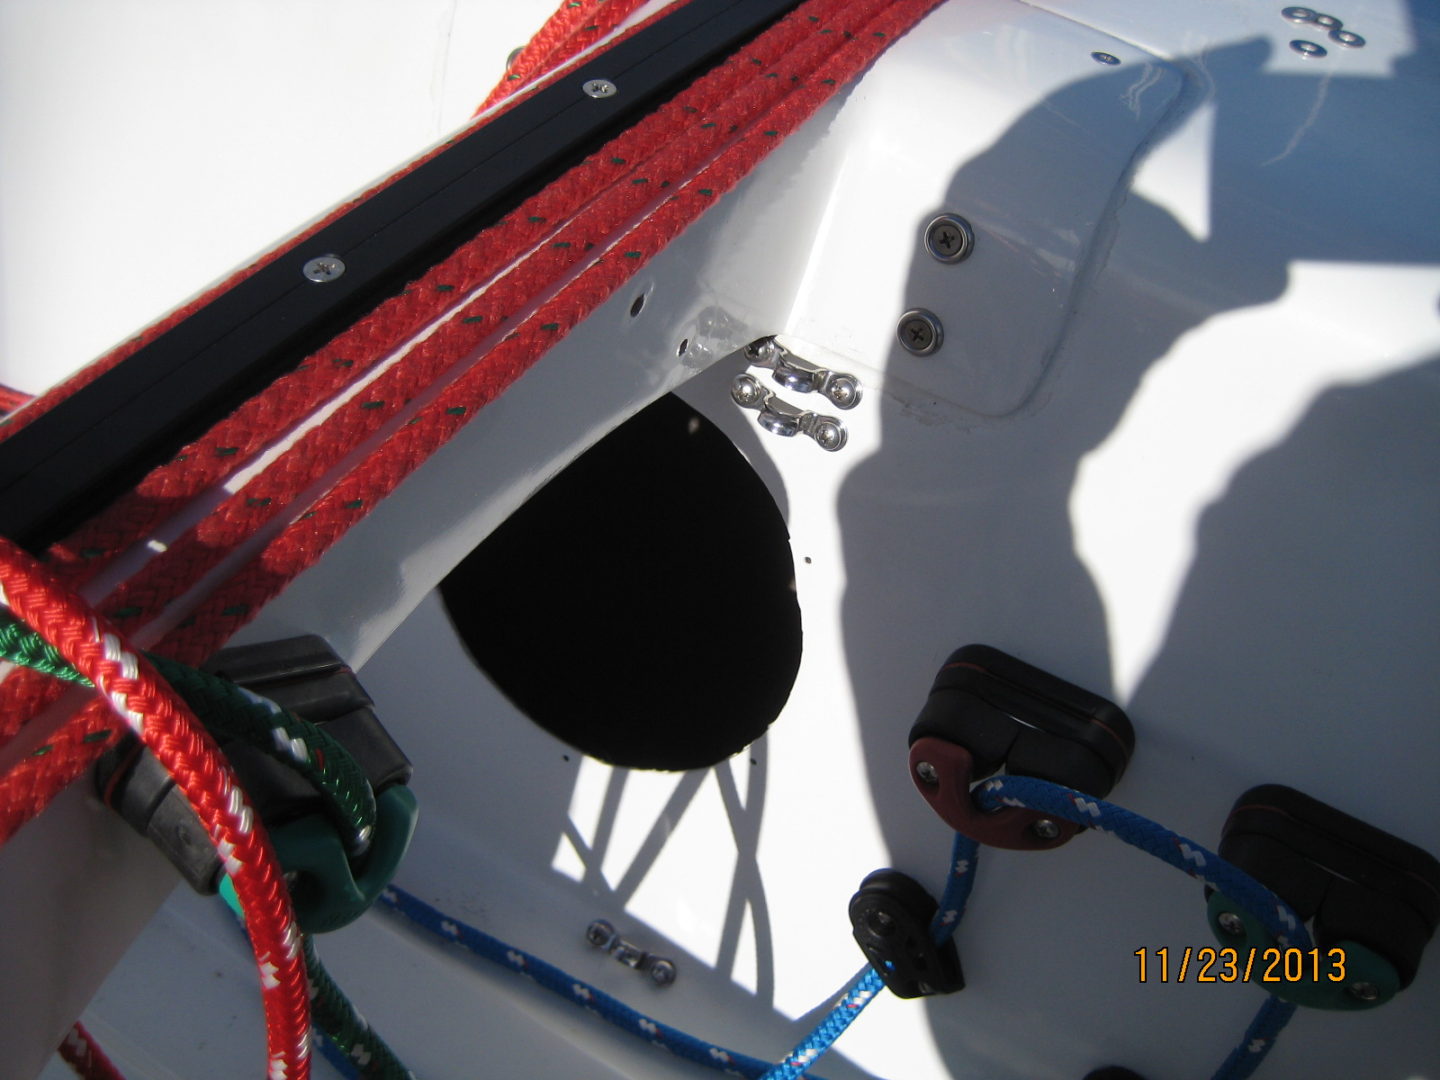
[0,0,804,554]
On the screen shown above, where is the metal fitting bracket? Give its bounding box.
[586,919,678,987]
[731,373,847,452]
[744,337,861,409]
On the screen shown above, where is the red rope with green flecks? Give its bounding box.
[0,0,694,757]
[478,0,655,114]
[0,538,311,1080]
[0,0,943,839]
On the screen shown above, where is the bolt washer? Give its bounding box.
[924,214,975,263]
[897,309,943,356]
[583,78,618,99]
[302,255,346,283]
[1290,39,1328,57]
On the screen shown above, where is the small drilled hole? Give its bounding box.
[630,295,645,318]
[677,338,689,356]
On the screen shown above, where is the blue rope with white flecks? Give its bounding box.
[759,832,980,1080]
[378,884,837,1079]
[975,775,1307,1080]
[378,784,1306,1080]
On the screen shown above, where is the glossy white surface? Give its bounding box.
[8,0,1440,1077]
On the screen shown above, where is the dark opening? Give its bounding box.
[440,393,801,770]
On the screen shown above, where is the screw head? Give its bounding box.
[897,309,944,356]
[1216,911,1247,937]
[1091,51,1121,65]
[586,919,616,948]
[1347,981,1380,1002]
[826,374,861,410]
[1330,28,1365,47]
[302,255,346,283]
[1031,818,1062,841]
[583,78,617,99]
[731,373,765,408]
[811,418,847,452]
[915,760,939,785]
[648,959,677,987]
[1290,39,1328,57]
[1281,5,1318,22]
[923,214,975,263]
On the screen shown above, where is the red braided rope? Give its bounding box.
[0,385,31,416]
[22,0,692,599]
[0,0,942,847]
[160,0,943,663]
[478,0,656,113]
[0,539,310,1080]
[87,0,866,643]
[0,4,695,751]
[57,1023,126,1080]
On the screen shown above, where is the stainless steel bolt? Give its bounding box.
[811,418,847,452]
[915,760,939,785]
[923,214,975,263]
[586,919,616,948]
[1348,981,1380,1002]
[1031,818,1062,841]
[1330,29,1365,46]
[1091,51,1121,65]
[1290,39,1328,57]
[648,959,677,987]
[583,78,618,99]
[897,309,943,356]
[302,255,346,283]
[731,374,765,408]
[826,375,861,410]
[1216,911,1247,936]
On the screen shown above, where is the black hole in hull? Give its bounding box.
[440,393,801,770]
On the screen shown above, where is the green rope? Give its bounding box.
[0,613,92,684]
[305,935,414,1079]
[149,655,377,854]
[0,611,376,852]
[3,609,416,1075]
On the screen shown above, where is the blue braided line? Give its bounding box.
[930,832,980,943]
[972,776,1310,949]
[758,968,885,1080]
[760,833,981,1080]
[316,1031,358,1078]
[1211,996,1299,1080]
[975,775,1308,1080]
[377,885,828,1080]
